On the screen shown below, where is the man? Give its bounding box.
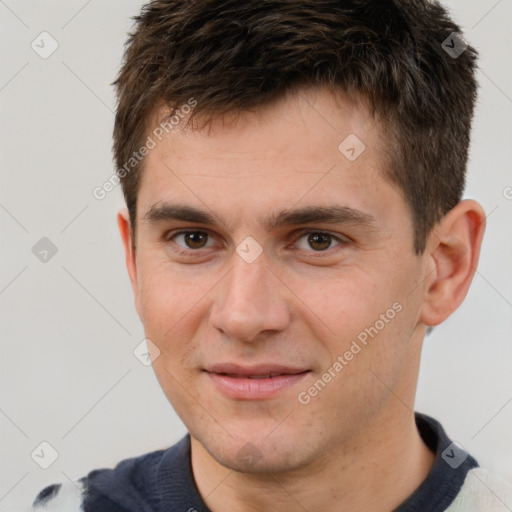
[29,0,512,511]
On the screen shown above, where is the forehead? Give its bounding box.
[136,88,402,232]
[148,87,381,162]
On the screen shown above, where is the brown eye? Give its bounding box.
[308,233,331,251]
[294,231,344,252]
[171,231,211,250]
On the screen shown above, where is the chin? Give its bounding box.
[192,421,317,474]
[216,443,307,474]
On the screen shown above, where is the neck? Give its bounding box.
[191,409,435,512]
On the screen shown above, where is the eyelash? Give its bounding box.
[164,229,348,257]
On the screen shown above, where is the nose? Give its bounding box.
[208,250,291,344]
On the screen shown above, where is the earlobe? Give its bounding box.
[117,208,142,318]
[419,200,486,327]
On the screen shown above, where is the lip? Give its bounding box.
[203,363,310,400]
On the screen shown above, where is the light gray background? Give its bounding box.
[1,1,511,509]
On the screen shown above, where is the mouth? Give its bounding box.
[219,372,300,379]
[203,363,311,400]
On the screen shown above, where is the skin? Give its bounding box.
[118,87,486,512]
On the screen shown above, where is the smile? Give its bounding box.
[204,369,311,400]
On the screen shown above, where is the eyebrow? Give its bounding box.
[143,203,378,233]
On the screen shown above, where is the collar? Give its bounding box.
[156,413,479,512]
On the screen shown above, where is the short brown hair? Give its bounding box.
[112,0,478,254]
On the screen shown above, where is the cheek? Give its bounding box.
[136,256,213,366]
[295,271,398,333]
[137,269,179,359]
[137,255,195,326]
[299,262,418,369]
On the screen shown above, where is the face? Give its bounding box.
[121,87,431,473]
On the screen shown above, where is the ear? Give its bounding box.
[419,199,486,327]
[117,208,142,319]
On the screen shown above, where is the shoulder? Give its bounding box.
[31,479,87,511]
[28,447,170,512]
[446,467,512,512]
